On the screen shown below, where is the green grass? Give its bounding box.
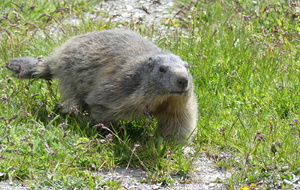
[1,0,300,189]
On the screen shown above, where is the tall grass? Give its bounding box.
[0,0,299,189]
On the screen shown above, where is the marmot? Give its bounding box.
[7,29,198,142]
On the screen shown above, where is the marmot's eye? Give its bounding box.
[159,66,167,73]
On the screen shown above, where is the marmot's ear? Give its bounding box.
[183,62,189,70]
[146,57,155,71]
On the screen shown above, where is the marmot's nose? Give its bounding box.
[177,77,189,90]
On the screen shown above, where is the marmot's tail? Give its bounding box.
[6,57,53,79]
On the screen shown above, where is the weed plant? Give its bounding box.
[0,0,299,189]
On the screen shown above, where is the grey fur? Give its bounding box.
[6,29,198,142]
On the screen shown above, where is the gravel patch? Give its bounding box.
[97,0,177,25]
[0,182,30,190]
[67,0,185,36]
[98,154,231,190]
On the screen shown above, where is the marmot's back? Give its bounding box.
[41,29,163,101]
[47,29,162,78]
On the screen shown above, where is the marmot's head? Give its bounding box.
[144,54,192,96]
